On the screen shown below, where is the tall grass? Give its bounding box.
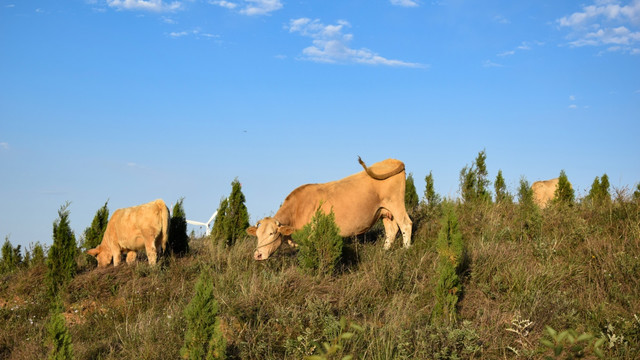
[1,193,639,359]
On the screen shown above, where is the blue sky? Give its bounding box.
[1,0,639,252]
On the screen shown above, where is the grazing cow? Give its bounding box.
[531,178,560,208]
[87,199,170,268]
[247,157,412,260]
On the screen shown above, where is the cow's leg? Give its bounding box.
[112,251,121,267]
[126,251,137,264]
[382,217,399,250]
[146,242,158,266]
[385,206,413,248]
[398,212,413,248]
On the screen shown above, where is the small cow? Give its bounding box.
[247,157,412,260]
[531,178,560,208]
[87,199,170,268]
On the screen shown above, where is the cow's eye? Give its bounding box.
[269,232,274,236]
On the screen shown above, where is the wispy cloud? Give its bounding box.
[287,18,426,68]
[107,0,182,12]
[0,142,9,150]
[390,0,420,8]
[482,60,503,68]
[210,0,282,16]
[493,15,510,24]
[568,104,578,109]
[167,29,219,39]
[557,0,640,54]
[497,41,543,57]
[569,95,576,101]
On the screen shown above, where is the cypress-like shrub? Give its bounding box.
[293,206,343,276]
[181,271,226,360]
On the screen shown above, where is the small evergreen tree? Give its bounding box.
[459,150,491,203]
[432,204,466,325]
[29,242,46,267]
[46,203,77,300]
[474,149,491,202]
[82,201,109,251]
[181,271,226,360]
[47,299,74,360]
[1,236,21,274]
[405,173,419,214]
[634,183,640,201]
[211,179,250,247]
[424,171,441,210]
[211,198,228,245]
[587,174,611,207]
[168,198,189,256]
[459,165,476,203]
[517,177,541,241]
[494,170,512,203]
[553,170,575,206]
[293,206,343,276]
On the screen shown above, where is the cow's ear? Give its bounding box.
[87,247,100,257]
[246,226,258,236]
[279,225,295,236]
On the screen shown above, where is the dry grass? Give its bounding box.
[1,197,639,359]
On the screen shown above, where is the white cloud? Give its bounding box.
[211,0,237,10]
[211,0,282,16]
[482,60,503,68]
[0,142,9,150]
[107,0,182,12]
[493,15,510,24]
[558,0,640,54]
[168,29,218,39]
[569,95,576,100]
[568,104,578,109]
[390,0,419,7]
[287,18,426,68]
[497,50,515,57]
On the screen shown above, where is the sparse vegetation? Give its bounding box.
[1,160,639,359]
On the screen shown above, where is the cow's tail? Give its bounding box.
[159,200,170,253]
[358,156,405,180]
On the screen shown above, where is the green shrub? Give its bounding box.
[46,203,77,300]
[1,236,22,274]
[586,174,611,207]
[181,270,226,360]
[494,169,512,204]
[405,173,419,214]
[211,178,250,247]
[293,206,343,276]
[169,198,189,256]
[459,150,491,204]
[424,170,441,210]
[46,299,74,360]
[432,205,466,324]
[540,326,605,359]
[553,170,575,206]
[81,201,109,251]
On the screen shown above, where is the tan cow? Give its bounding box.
[247,157,412,260]
[87,199,170,268]
[531,178,560,208]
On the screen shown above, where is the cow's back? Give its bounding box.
[532,178,559,208]
[276,166,406,236]
[104,199,168,251]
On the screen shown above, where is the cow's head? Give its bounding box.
[246,217,294,260]
[87,245,112,268]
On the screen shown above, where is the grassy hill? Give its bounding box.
[1,195,639,359]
